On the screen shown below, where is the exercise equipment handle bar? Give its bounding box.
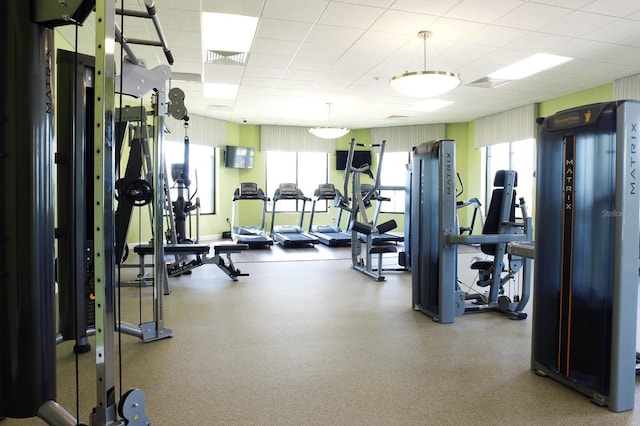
[114,23,140,65]
[115,0,174,65]
[359,140,386,205]
[341,138,387,211]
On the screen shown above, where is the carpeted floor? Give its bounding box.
[3,246,640,425]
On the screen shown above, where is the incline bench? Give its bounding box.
[133,243,249,294]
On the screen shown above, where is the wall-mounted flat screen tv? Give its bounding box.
[335,150,372,171]
[225,145,254,169]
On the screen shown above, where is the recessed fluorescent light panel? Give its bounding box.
[488,53,572,80]
[202,12,258,52]
[411,99,454,112]
[204,83,239,100]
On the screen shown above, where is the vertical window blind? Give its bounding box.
[261,125,336,153]
[614,73,640,100]
[474,104,537,148]
[165,113,227,146]
[370,124,445,152]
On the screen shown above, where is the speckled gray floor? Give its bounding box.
[3,250,639,425]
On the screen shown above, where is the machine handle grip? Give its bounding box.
[164,48,174,65]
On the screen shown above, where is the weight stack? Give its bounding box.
[533,100,640,412]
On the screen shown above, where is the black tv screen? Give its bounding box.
[336,150,372,170]
[225,145,254,169]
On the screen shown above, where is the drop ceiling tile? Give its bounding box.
[252,38,303,56]
[241,77,279,89]
[281,69,325,81]
[581,0,640,18]
[537,10,618,37]
[582,18,640,44]
[160,0,202,12]
[276,79,316,90]
[493,2,573,30]
[440,43,497,69]
[547,38,609,59]
[243,66,284,79]
[286,57,332,73]
[304,25,364,47]
[201,0,263,16]
[529,0,593,9]
[246,52,293,69]
[256,19,314,41]
[369,10,438,35]
[444,0,524,23]
[262,0,329,23]
[426,17,487,42]
[464,25,529,47]
[391,0,467,16]
[318,2,386,29]
[154,10,201,32]
[340,0,394,7]
[505,32,571,52]
[594,45,640,66]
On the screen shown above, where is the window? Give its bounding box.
[378,151,411,214]
[266,151,328,212]
[164,141,216,214]
[485,139,535,217]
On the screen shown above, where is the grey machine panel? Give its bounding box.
[411,140,462,324]
[533,100,639,412]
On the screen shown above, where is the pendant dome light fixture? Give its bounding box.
[390,31,461,98]
[308,103,350,139]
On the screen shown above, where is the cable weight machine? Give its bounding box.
[1,0,175,424]
[339,138,398,281]
[410,139,532,323]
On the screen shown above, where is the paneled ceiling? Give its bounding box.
[57,0,640,129]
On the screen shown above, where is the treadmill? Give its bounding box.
[231,182,274,248]
[270,183,319,247]
[308,183,351,247]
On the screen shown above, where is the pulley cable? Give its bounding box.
[116,0,127,402]
[72,18,81,426]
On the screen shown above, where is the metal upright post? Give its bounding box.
[92,0,122,424]
[153,89,169,329]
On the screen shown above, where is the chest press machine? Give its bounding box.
[410,139,532,323]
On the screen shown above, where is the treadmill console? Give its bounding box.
[279,183,298,196]
[316,183,337,197]
[239,182,258,196]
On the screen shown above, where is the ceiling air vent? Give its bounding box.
[206,50,248,65]
[386,115,409,119]
[468,76,512,88]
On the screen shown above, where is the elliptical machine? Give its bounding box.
[168,116,199,244]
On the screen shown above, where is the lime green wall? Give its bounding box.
[446,121,484,234]
[538,84,613,118]
[223,123,265,231]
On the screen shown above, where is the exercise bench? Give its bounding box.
[133,243,249,294]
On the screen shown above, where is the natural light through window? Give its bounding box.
[379,151,411,214]
[164,141,215,214]
[266,151,328,213]
[485,139,535,217]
